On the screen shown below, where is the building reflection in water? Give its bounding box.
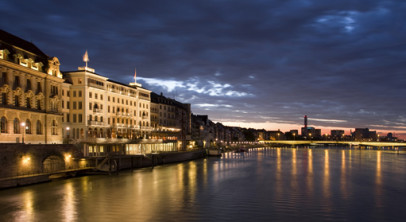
[341,150,348,199]
[62,181,77,222]
[291,149,297,190]
[375,151,383,207]
[275,148,282,199]
[307,149,313,195]
[323,149,330,198]
[16,189,34,222]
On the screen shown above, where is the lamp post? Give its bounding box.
[21,122,26,144]
[293,133,296,140]
[66,127,70,143]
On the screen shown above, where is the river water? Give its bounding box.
[1,148,406,222]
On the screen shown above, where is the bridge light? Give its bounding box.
[22,156,31,165]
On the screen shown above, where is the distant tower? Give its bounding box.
[304,115,308,128]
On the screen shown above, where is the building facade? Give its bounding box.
[0,30,63,144]
[150,92,191,150]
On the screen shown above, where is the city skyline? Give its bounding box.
[1,1,405,138]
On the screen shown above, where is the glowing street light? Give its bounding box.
[21,122,26,144]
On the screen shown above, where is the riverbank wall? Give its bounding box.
[0,143,206,189]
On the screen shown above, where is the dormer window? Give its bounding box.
[31,63,38,71]
[20,58,28,67]
[0,49,9,60]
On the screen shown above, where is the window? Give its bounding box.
[50,85,58,97]
[78,114,82,123]
[67,90,70,97]
[36,82,42,94]
[26,98,31,108]
[100,95,103,100]
[13,76,20,89]
[67,101,70,109]
[2,93,7,105]
[13,118,20,134]
[78,90,82,97]
[25,119,31,134]
[108,96,110,101]
[66,114,70,123]
[108,106,110,113]
[73,102,77,109]
[73,91,77,97]
[89,115,92,121]
[62,90,64,96]
[1,72,8,86]
[78,102,82,109]
[15,96,19,107]
[73,114,77,123]
[51,120,57,135]
[95,93,98,99]
[1,117,7,133]
[89,103,92,110]
[37,100,41,110]
[89,92,92,98]
[62,101,64,109]
[26,79,31,91]
[36,120,42,134]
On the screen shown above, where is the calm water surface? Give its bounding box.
[1,148,406,221]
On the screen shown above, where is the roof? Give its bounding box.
[151,92,190,110]
[0,29,48,59]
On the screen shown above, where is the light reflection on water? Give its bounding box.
[1,148,406,221]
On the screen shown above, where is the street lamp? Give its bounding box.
[293,133,296,140]
[66,127,70,141]
[21,122,26,144]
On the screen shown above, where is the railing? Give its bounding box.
[88,120,105,126]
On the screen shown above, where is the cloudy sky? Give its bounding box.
[1,0,405,137]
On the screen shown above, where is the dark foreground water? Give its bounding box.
[1,148,406,222]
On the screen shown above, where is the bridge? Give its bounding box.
[258,140,406,148]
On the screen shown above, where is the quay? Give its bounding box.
[0,143,205,189]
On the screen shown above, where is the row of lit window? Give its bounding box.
[0,117,57,135]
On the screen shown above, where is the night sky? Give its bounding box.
[1,0,405,138]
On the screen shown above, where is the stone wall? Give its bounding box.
[0,143,85,178]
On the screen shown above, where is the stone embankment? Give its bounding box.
[0,143,205,189]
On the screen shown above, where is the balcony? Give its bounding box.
[88,120,105,126]
[93,108,103,113]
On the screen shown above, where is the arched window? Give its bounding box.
[51,120,57,135]
[25,119,31,134]
[1,117,7,133]
[36,120,42,134]
[13,118,20,134]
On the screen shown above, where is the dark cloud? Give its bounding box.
[1,0,405,135]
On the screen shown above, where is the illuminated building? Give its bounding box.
[331,130,345,140]
[0,29,63,143]
[62,65,152,155]
[301,115,321,139]
[150,92,191,150]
